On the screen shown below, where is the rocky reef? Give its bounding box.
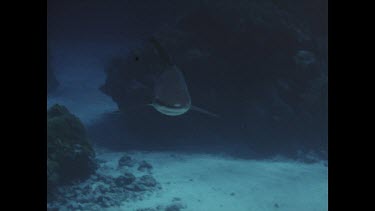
[47,104,97,201]
[47,153,166,210]
[99,0,327,155]
[47,105,172,210]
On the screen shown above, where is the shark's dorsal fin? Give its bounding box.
[190,105,219,118]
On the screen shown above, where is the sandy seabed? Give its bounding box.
[96,149,327,211]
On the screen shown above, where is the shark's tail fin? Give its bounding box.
[190,105,220,118]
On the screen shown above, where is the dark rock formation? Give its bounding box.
[125,174,160,192]
[138,175,158,187]
[115,173,136,186]
[118,154,136,168]
[47,152,162,210]
[100,0,327,156]
[47,104,96,201]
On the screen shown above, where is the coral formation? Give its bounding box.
[47,104,97,201]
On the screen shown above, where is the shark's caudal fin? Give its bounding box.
[190,105,219,118]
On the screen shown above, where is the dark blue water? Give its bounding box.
[48,0,327,158]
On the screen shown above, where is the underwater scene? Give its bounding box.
[47,0,328,210]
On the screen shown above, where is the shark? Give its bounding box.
[107,37,218,118]
[148,37,218,117]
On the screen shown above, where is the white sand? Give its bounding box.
[96,150,327,211]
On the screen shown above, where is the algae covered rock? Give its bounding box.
[47,104,97,199]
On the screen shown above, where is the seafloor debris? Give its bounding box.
[118,154,137,168]
[164,203,187,211]
[136,199,187,211]
[138,160,153,172]
[115,172,137,186]
[47,154,161,210]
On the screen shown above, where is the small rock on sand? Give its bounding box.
[138,160,153,172]
[114,172,136,186]
[118,155,137,168]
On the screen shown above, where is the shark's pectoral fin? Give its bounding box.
[190,105,219,118]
